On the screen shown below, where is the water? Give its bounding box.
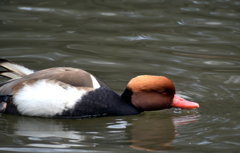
[0,0,239,152]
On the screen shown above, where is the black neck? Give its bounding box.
[121,88,133,104]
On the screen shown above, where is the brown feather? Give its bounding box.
[127,75,175,94]
[0,67,103,95]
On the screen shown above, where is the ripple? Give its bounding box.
[26,143,83,148]
[106,120,129,129]
[0,147,98,153]
[180,7,201,12]
[224,75,240,84]
[0,32,55,40]
[17,6,82,18]
[18,7,55,12]
[99,12,116,16]
[204,21,222,25]
[89,60,117,65]
[203,60,234,66]
[119,35,157,41]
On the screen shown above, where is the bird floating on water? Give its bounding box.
[0,59,199,118]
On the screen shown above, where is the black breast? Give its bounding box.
[60,87,142,118]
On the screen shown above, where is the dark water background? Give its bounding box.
[0,0,239,153]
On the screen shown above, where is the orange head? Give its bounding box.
[122,75,199,111]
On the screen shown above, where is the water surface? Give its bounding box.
[0,0,239,153]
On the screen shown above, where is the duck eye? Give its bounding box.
[161,91,168,95]
[156,90,173,96]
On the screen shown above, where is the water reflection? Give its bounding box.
[129,115,175,151]
[0,113,199,152]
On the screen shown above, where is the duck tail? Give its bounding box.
[0,59,34,79]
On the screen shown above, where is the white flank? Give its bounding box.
[90,75,101,89]
[13,79,88,117]
[2,62,34,76]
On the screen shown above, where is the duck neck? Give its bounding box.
[121,88,142,110]
[121,88,132,103]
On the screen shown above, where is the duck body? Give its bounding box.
[3,86,140,118]
[0,59,199,118]
[0,66,140,118]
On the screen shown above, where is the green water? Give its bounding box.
[0,0,239,153]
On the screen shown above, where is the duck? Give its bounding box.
[0,59,199,118]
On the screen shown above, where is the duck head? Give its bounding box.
[121,75,199,111]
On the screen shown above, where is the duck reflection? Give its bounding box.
[14,119,83,140]
[129,114,175,151]
[0,112,199,151]
[129,112,199,151]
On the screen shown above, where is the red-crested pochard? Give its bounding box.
[0,59,199,118]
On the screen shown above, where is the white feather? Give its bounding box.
[1,62,34,76]
[90,75,101,89]
[0,72,21,79]
[13,79,88,117]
